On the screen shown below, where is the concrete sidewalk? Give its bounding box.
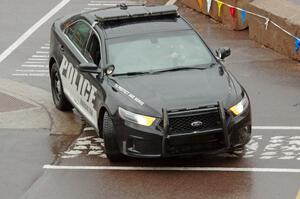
[0,79,83,198]
[0,78,82,135]
[248,0,300,61]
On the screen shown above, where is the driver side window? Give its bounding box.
[84,33,101,66]
[65,21,91,52]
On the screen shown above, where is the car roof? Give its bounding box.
[101,17,191,39]
[82,5,192,39]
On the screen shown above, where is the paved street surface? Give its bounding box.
[289,0,300,4]
[1,0,300,198]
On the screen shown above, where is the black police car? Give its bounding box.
[49,4,251,161]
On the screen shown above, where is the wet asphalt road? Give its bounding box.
[289,0,300,4]
[1,0,300,198]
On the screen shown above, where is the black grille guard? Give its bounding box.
[161,101,230,156]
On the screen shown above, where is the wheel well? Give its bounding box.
[49,57,56,73]
[98,107,107,132]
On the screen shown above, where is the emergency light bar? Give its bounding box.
[95,5,178,23]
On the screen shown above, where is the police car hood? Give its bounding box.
[111,67,240,115]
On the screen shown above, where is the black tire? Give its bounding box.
[102,112,125,162]
[50,63,73,111]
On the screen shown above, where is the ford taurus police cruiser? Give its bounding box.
[49,4,251,161]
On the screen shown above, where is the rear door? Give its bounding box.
[59,19,98,127]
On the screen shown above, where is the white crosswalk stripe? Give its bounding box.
[36,51,49,54]
[28,58,48,61]
[13,42,50,77]
[12,73,49,77]
[32,55,49,58]
[21,64,47,68]
[25,61,47,64]
[16,69,48,73]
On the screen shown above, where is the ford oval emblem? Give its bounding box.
[191,121,203,127]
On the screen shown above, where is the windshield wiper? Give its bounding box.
[112,64,216,76]
[151,66,208,74]
[112,71,151,77]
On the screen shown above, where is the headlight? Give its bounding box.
[229,95,249,116]
[118,107,156,126]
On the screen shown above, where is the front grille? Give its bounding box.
[160,105,227,155]
[165,109,222,134]
[166,132,224,154]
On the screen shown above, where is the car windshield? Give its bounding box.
[106,30,215,75]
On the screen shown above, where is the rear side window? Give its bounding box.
[65,21,91,52]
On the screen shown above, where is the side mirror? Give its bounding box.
[102,64,115,75]
[78,63,101,74]
[216,47,231,60]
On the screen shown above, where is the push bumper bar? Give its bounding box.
[161,102,231,156]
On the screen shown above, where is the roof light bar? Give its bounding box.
[95,5,178,23]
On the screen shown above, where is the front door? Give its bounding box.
[59,20,99,128]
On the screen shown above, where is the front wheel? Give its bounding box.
[102,112,125,162]
[50,63,73,111]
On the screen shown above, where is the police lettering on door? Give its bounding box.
[59,55,97,118]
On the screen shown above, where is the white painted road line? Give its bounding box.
[32,55,49,58]
[253,126,300,130]
[43,165,300,173]
[12,73,49,77]
[41,46,50,49]
[36,51,49,54]
[25,61,47,64]
[0,0,70,63]
[12,74,29,76]
[21,64,46,68]
[28,73,49,76]
[28,58,48,61]
[16,69,48,73]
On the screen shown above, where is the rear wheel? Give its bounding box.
[102,111,125,162]
[50,63,73,111]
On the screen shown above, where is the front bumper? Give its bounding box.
[114,103,251,158]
